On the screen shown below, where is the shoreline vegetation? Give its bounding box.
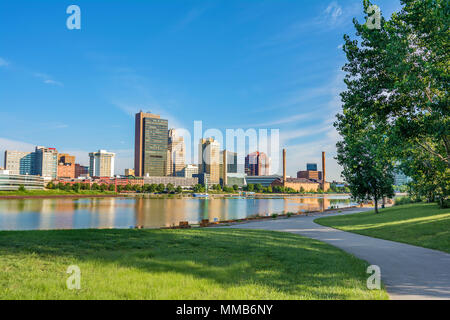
[0,189,351,199]
[315,203,450,253]
[0,228,388,300]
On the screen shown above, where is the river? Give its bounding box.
[0,195,357,231]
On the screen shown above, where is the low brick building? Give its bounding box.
[272,178,330,192]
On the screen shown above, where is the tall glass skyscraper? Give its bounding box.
[135,112,169,177]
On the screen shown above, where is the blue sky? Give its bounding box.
[0,0,401,180]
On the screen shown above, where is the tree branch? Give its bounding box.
[415,140,448,166]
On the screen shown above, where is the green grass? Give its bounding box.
[0,229,387,300]
[0,190,117,196]
[316,203,450,253]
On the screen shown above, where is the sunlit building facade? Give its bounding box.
[135,111,169,177]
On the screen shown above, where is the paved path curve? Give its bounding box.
[221,208,450,300]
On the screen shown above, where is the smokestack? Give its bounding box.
[283,149,287,184]
[223,150,228,187]
[322,151,326,189]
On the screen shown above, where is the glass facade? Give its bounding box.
[143,117,168,176]
[307,163,318,171]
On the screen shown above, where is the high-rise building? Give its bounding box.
[220,151,242,174]
[135,111,168,177]
[4,151,35,175]
[181,164,199,178]
[125,168,135,176]
[35,146,58,179]
[89,150,115,178]
[307,163,318,171]
[245,152,270,176]
[75,164,89,178]
[198,138,220,185]
[57,153,76,179]
[167,129,185,177]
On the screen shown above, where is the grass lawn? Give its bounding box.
[0,229,387,300]
[316,203,450,253]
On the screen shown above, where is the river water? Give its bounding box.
[0,195,357,231]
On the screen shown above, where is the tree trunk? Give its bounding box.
[374,197,379,214]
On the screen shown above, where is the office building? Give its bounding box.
[57,153,76,179]
[4,151,35,175]
[297,162,323,181]
[167,129,185,177]
[198,138,220,185]
[0,170,45,191]
[35,146,58,179]
[135,111,169,177]
[75,164,89,178]
[125,168,135,176]
[297,170,323,181]
[246,175,281,187]
[89,150,115,178]
[181,164,198,178]
[245,152,270,176]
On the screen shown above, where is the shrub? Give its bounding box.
[394,196,421,206]
[18,185,26,192]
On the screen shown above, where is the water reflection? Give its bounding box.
[0,195,356,231]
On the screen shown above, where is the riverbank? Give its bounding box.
[0,228,387,300]
[0,190,351,200]
[316,203,450,253]
[0,190,122,199]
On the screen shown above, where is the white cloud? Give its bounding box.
[280,124,331,144]
[325,2,343,22]
[0,57,9,67]
[0,138,35,167]
[112,101,184,131]
[34,73,64,87]
[174,6,208,31]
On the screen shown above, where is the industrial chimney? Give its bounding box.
[222,150,228,187]
[283,149,287,184]
[322,151,326,190]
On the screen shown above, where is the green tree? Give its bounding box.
[255,184,263,193]
[166,183,175,193]
[18,185,26,192]
[339,0,449,207]
[46,182,54,189]
[193,184,205,193]
[232,185,239,191]
[156,184,165,193]
[175,186,183,194]
[72,183,81,193]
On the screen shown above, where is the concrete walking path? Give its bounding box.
[221,208,450,300]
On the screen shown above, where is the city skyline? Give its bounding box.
[0,0,402,181]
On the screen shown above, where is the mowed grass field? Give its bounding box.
[0,228,387,300]
[316,203,450,253]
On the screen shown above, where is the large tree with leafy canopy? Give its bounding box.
[337,0,449,207]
